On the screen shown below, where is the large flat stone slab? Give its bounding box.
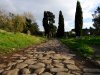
[83,68,100,73]
[16,63,28,69]
[57,72,74,75]
[67,64,80,70]
[50,68,68,73]
[63,60,75,65]
[6,69,19,75]
[34,68,45,74]
[28,63,45,69]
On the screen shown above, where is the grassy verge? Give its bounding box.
[0,29,47,54]
[61,36,100,58]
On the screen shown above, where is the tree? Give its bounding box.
[42,11,55,38]
[13,15,26,33]
[75,1,83,37]
[43,11,49,36]
[23,17,39,35]
[92,6,100,35]
[57,11,64,38]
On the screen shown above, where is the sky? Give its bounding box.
[0,0,100,31]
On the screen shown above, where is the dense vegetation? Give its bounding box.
[0,11,39,35]
[43,11,57,38]
[0,29,46,54]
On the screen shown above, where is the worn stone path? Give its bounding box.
[0,39,100,75]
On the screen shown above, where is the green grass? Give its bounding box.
[61,36,100,58]
[0,29,47,54]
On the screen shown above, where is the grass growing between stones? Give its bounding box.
[61,36,100,58]
[0,29,47,54]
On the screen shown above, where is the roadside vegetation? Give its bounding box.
[61,36,100,58]
[0,29,46,54]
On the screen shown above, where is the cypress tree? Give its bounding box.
[43,11,49,36]
[57,11,64,38]
[75,1,83,37]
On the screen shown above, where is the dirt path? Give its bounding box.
[0,39,100,75]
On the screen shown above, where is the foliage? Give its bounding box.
[60,36,100,57]
[75,1,83,37]
[92,6,100,35]
[57,11,65,38]
[0,29,46,54]
[0,10,39,35]
[43,11,56,38]
[23,18,39,35]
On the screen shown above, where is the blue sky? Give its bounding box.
[0,0,100,31]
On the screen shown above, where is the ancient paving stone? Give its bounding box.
[12,54,22,57]
[46,51,55,54]
[41,59,52,64]
[24,59,36,65]
[34,52,44,54]
[28,63,45,69]
[27,52,34,54]
[67,64,80,70]
[31,74,37,75]
[63,60,75,65]
[83,73,100,75]
[46,64,54,69]
[16,60,23,63]
[6,69,19,75]
[83,68,100,73]
[0,64,6,69]
[52,60,60,64]
[16,63,28,69]
[34,68,45,74]
[56,72,74,75]
[53,63,64,68]
[21,68,30,74]
[94,60,100,67]
[0,69,4,73]
[26,54,33,58]
[22,74,37,75]
[50,68,68,73]
[5,66,12,71]
[39,57,49,60]
[61,55,72,60]
[7,62,16,66]
[41,72,53,75]
[51,54,62,60]
[72,71,82,75]
[20,57,27,60]
[37,54,43,58]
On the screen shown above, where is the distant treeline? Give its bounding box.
[0,11,39,35]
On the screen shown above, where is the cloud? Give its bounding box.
[83,22,94,29]
[0,0,16,12]
[0,0,99,31]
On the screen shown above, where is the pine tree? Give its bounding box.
[57,11,64,38]
[75,1,83,37]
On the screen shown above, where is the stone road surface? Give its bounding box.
[0,39,100,75]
